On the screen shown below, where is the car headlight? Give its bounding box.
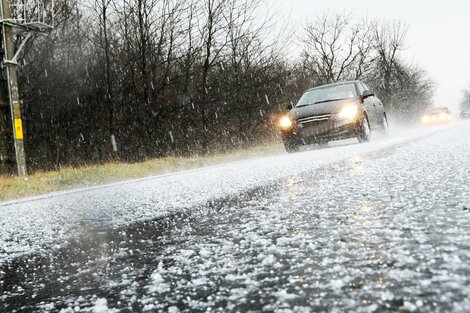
[422,115,430,123]
[338,105,358,120]
[279,116,293,129]
[439,113,448,121]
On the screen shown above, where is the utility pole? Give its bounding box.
[0,0,53,176]
[1,0,26,176]
[0,0,26,176]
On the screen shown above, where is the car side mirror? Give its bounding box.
[287,104,293,110]
[362,90,374,99]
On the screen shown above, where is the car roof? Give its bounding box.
[423,107,450,114]
[306,81,360,92]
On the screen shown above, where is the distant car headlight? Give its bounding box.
[422,115,430,123]
[338,105,358,120]
[279,116,293,129]
[439,113,449,121]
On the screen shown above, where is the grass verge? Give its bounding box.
[0,143,283,202]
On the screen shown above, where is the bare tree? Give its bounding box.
[301,12,374,84]
[197,0,229,152]
[88,0,118,156]
[370,21,408,106]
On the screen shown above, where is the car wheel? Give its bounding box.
[378,114,389,136]
[357,115,371,143]
[283,139,300,153]
[382,114,389,129]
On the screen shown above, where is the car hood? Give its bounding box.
[289,98,360,120]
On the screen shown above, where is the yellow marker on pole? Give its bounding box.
[14,118,23,140]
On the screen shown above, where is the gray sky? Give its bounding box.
[269,0,470,109]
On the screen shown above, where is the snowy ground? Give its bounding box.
[1,122,470,312]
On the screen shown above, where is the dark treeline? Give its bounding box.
[17,2,433,171]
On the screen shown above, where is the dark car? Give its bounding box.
[278,81,388,152]
[461,109,470,119]
[420,107,451,124]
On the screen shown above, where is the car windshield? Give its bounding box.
[423,107,450,115]
[296,83,358,107]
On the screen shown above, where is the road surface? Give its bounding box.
[1,122,470,312]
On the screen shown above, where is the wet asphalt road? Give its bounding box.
[1,123,470,312]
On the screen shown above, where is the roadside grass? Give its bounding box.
[0,143,284,202]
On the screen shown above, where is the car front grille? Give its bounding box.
[298,114,331,125]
